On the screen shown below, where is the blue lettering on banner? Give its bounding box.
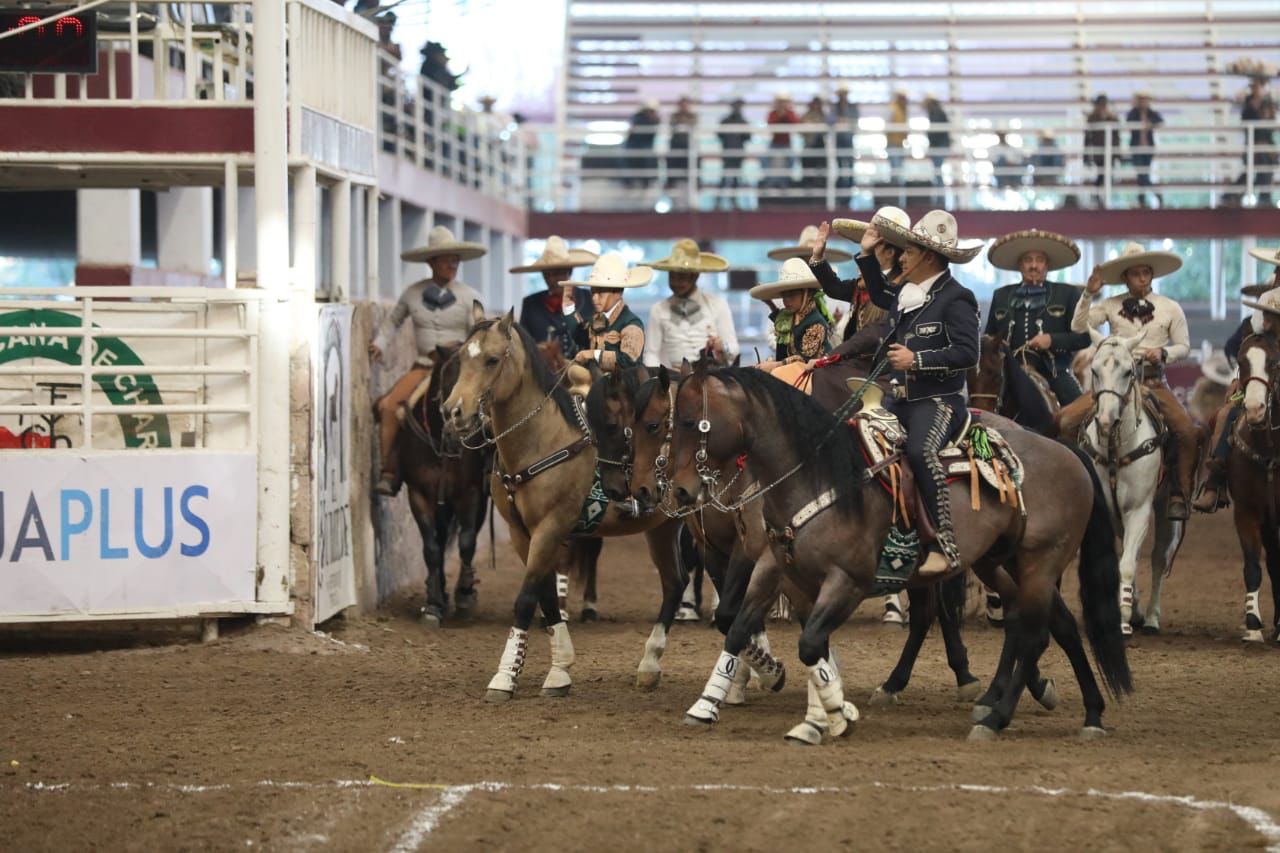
[60,489,93,560]
[180,486,210,557]
[98,488,128,560]
[134,487,173,559]
[11,493,54,562]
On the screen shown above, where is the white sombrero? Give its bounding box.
[1199,343,1234,386]
[509,235,597,274]
[1249,245,1280,266]
[876,209,985,264]
[987,229,1081,272]
[402,225,487,263]
[1243,287,1280,319]
[831,207,910,243]
[568,251,653,289]
[767,225,854,263]
[1097,241,1182,284]
[646,238,730,274]
[749,257,821,301]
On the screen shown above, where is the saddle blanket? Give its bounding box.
[854,406,1027,513]
[571,466,609,537]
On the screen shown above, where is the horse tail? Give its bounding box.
[1069,445,1134,697]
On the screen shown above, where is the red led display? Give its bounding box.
[0,8,98,74]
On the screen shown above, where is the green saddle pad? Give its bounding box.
[870,526,919,596]
[570,466,609,537]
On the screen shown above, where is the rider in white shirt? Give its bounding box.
[643,239,738,368]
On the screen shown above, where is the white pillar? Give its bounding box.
[223,161,238,288]
[332,179,351,301]
[156,187,214,277]
[252,0,291,614]
[236,185,257,278]
[365,187,379,301]
[292,164,318,293]
[400,205,431,291]
[378,194,401,301]
[77,189,141,267]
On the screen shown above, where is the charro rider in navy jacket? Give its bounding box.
[858,210,983,577]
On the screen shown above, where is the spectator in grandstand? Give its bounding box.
[991,131,1026,189]
[419,40,461,93]
[666,96,698,191]
[1233,77,1276,207]
[831,84,858,189]
[764,92,799,190]
[623,100,661,189]
[800,95,829,192]
[1084,94,1120,207]
[1126,92,1164,208]
[886,90,909,187]
[923,95,951,202]
[716,98,751,209]
[1031,130,1065,187]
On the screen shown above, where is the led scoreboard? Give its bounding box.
[0,8,98,74]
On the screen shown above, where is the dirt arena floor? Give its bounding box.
[3,510,1280,852]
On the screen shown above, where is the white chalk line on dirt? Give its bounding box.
[15,777,1279,852]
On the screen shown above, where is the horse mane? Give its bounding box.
[473,318,580,426]
[586,366,648,427]
[633,374,663,421]
[705,366,867,513]
[417,344,459,439]
[1002,347,1055,432]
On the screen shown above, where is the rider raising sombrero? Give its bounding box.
[370,225,486,497]
[1195,245,1280,512]
[750,258,833,370]
[642,239,738,368]
[859,209,984,577]
[566,252,651,371]
[985,230,1092,405]
[1056,241,1200,520]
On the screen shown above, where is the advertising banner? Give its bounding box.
[313,305,356,624]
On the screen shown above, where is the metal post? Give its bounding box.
[251,0,291,610]
[1102,122,1112,209]
[224,159,238,289]
[825,126,837,211]
[293,164,318,293]
[686,132,697,211]
[332,179,351,301]
[1245,122,1255,202]
[366,186,379,300]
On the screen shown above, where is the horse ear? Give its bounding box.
[658,365,670,391]
[498,307,515,335]
[1089,328,1106,346]
[1122,330,1145,352]
[471,299,486,327]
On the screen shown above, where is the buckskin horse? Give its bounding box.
[396,343,492,628]
[1231,332,1280,643]
[665,363,1131,742]
[443,305,686,701]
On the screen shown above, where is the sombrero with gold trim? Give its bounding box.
[645,238,730,273]
[831,206,910,243]
[767,225,854,263]
[402,225,487,263]
[1097,241,1182,284]
[509,235,597,274]
[875,209,985,264]
[987,229,1081,272]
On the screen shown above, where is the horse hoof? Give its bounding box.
[869,687,900,708]
[967,724,998,742]
[559,609,571,623]
[784,721,825,746]
[484,689,513,704]
[956,679,983,703]
[1243,629,1265,644]
[1034,678,1059,712]
[1140,624,1160,636]
[684,714,714,728]
[635,670,662,691]
[541,685,571,699]
[1120,623,1133,638]
[971,704,993,723]
[420,612,442,629]
[1080,726,1108,741]
[579,608,599,623]
[454,591,477,613]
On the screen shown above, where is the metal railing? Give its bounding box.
[525,118,1280,212]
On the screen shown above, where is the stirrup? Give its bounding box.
[374,472,400,497]
[1167,495,1189,521]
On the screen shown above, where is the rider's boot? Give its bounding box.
[374,470,400,497]
[1192,458,1228,513]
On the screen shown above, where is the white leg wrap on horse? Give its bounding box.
[681,578,697,607]
[724,653,750,706]
[784,678,829,745]
[743,639,785,691]
[1246,591,1262,620]
[638,623,667,674]
[541,622,575,692]
[810,658,854,737]
[487,627,529,695]
[556,572,569,599]
[1119,583,1135,636]
[686,651,738,723]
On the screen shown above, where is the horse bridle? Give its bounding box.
[454,329,575,451]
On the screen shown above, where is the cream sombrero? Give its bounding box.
[1241,280,1279,298]
[1243,288,1280,319]
[987,229,1081,272]
[509,235,597,274]
[767,225,854,264]
[1097,241,1182,284]
[1199,344,1234,386]
[568,251,653,289]
[749,257,821,301]
[1248,246,1280,266]
[402,225,487,263]
[831,206,910,243]
[646,238,730,273]
[876,209,985,264]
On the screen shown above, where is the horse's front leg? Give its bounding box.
[1236,506,1268,643]
[453,491,484,614]
[407,487,448,628]
[787,565,861,745]
[636,521,688,690]
[1116,494,1154,639]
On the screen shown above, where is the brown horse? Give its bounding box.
[397,343,492,627]
[666,364,1131,741]
[968,333,1058,432]
[443,305,686,701]
[1231,332,1280,642]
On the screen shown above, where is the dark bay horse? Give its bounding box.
[398,343,492,627]
[667,364,1131,741]
[1232,332,1280,643]
[968,333,1058,432]
[443,306,687,701]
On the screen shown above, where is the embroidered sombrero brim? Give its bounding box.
[875,216,985,264]
[402,242,487,262]
[987,230,1081,272]
[568,266,654,288]
[831,218,874,243]
[647,252,730,273]
[766,244,854,263]
[1241,282,1279,297]
[1248,246,1280,266]
[749,278,821,301]
[1097,250,1182,284]
[509,248,598,273]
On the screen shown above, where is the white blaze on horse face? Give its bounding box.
[1092,344,1128,430]
[1243,346,1269,425]
[466,339,482,359]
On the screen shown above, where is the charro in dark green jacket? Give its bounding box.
[984,281,1090,402]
